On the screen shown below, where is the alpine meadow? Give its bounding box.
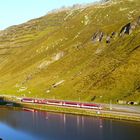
[0,0,140,104]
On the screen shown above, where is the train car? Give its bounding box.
[81,103,102,109]
[34,99,44,104]
[63,101,80,107]
[41,99,48,104]
[46,100,63,106]
[21,98,34,103]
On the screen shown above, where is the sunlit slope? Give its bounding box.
[0,0,140,103]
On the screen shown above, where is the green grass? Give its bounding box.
[0,0,140,104]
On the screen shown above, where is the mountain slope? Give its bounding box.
[0,0,140,103]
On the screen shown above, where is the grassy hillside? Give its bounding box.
[0,0,140,104]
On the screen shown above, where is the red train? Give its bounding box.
[21,98,102,110]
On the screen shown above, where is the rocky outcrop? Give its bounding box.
[106,36,111,44]
[120,16,140,36]
[92,31,115,44]
[120,23,131,36]
[92,16,140,45]
[92,31,104,42]
[110,32,116,38]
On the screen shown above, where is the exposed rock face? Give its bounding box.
[119,17,140,36]
[92,32,98,41]
[38,52,64,69]
[99,32,104,42]
[92,16,140,45]
[137,16,140,25]
[120,23,131,36]
[106,36,111,44]
[92,31,115,44]
[110,32,116,38]
[92,31,104,42]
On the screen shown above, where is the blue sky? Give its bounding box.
[0,0,100,30]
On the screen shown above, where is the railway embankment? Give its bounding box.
[0,95,140,122]
[21,103,140,122]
